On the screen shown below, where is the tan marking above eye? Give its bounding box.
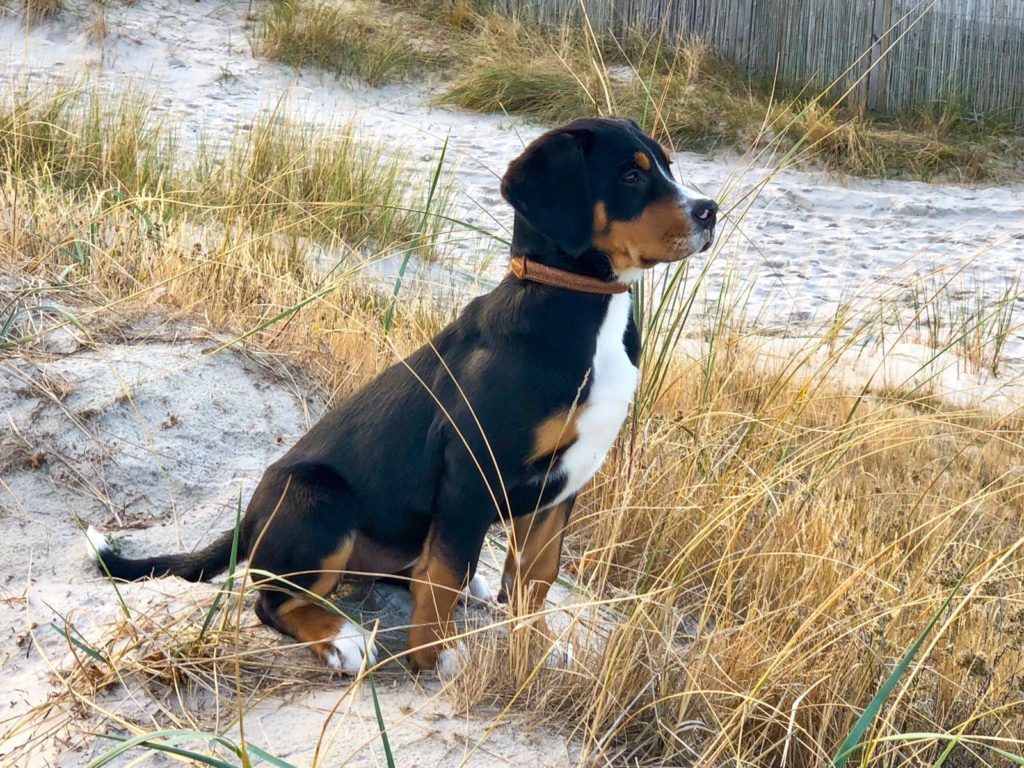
[593,201,609,234]
[634,151,651,171]
[658,144,673,164]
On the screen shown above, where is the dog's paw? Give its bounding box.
[84,525,112,563]
[323,620,377,674]
[436,641,468,678]
[460,573,494,607]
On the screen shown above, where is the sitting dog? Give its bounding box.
[86,117,717,674]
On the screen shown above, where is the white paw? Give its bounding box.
[462,573,494,605]
[436,641,468,678]
[544,641,574,669]
[323,620,377,674]
[84,525,112,563]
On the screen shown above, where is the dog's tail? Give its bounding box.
[84,525,239,582]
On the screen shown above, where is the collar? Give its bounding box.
[508,255,629,295]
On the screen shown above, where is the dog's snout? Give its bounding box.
[692,199,718,229]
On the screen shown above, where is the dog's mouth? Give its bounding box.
[680,226,716,259]
[696,225,715,254]
[639,227,715,267]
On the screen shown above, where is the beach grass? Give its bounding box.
[0,83,452,261]
[22,0,64,22]
[258,0,444,86]
[2,77,1024,768]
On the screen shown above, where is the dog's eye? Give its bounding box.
[622,170,642,185]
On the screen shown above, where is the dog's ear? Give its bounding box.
[500,129,592,256]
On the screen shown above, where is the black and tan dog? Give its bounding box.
[86,117,717,674]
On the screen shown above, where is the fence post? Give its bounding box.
[866,0,893,111]
[735,0,753,69]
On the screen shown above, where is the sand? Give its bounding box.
[1,0,1023,765]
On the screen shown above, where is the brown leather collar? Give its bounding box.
[509,255,629,295]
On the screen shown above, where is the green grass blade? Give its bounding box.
[92,730,296,768]
[384,131,449,333]
[79,522,132,621]
[197,492,244,643]
[245,744,299,768]
[109,739,239,768]
[369,669,396,768]
[89,729,239,768]
[49,621,107,665]
[830,567,974,767]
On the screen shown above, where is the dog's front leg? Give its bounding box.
[408,508,491,673]
[495,498,575,667]
[498,497,574,629]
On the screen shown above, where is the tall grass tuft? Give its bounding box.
[0,84,451,256]
[22,0,64,22]
[258,0,445,85]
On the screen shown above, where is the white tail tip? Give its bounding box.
[85,525,112,563]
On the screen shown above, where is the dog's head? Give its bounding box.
[501,117,717,281]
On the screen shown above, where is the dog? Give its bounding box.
[86,117,717,674]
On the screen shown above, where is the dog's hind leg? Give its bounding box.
[246,464,377,674]
[253,539,378,674]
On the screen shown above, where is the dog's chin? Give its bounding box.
[639,250,691,268]
[643,233,715,266]
[694,229,715,254]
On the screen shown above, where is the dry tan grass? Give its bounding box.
[3,82,1024,767]
[440,343,1024,765]
[22,0,63,22]
[259,0,445,86]
[0,84,451,262]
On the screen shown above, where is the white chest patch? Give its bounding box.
[550,293,639,505]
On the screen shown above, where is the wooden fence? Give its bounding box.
[489,0,1024,122]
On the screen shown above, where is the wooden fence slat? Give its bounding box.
[495,0,1024,122]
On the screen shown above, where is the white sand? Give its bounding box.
[2,1,1023,764]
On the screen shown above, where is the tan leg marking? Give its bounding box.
[500,503,569,636]
[275,537,354,666]
[408,530,464,671]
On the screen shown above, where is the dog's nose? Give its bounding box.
[692,199,718,229]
